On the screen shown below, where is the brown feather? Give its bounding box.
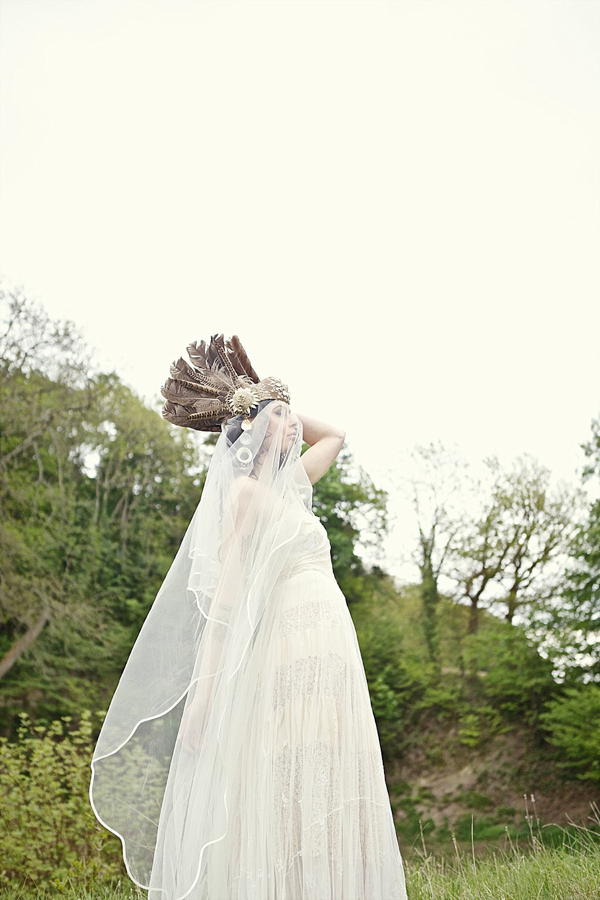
[160,380,201,403]
[168,359,225,396]
[169,357,202,382]
[186,340,208,370]
[229,334,260,382]
[211,333,239,384]
[161,399,226,432]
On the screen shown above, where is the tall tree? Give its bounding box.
[0,287,95,678]
[403,441,470,662]
[0,289,207,727]
[451,455,581,633]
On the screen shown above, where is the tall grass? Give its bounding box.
[407,847,599,898]
[406,839,600,899]
[405,801,600,899]
[3,807,599,900]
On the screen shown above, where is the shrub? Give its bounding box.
[368,668,406,761]
[0,711,124,887]
[540,684,600,782]
[462,625,557,725]
[457,706,503,748]
[455,789,494,810]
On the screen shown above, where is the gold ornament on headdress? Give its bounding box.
[160,334,291,432]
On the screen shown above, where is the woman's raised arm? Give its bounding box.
[297,413,346,485]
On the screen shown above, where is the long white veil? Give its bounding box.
[89,400,310,897]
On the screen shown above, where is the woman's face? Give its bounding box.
[265,402,299,454]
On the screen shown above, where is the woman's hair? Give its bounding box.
[223,398,274,446]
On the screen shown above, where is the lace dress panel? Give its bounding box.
[273,742,390,871]
[272,653,347,711]
[278,600,339,637]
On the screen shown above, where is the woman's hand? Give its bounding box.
[296,413,346,485]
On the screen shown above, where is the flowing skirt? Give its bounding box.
[148,560,407,899]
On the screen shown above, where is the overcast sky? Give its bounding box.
[1,0,598,578]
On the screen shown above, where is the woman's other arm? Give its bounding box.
[297,413,346,485]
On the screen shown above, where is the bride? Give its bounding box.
[89,335,407,900]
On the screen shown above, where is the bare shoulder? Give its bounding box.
[230,475,272,517]
[230,475,258,504]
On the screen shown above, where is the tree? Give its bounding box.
[0,286,95,679]
[0,288,207,728]
[450,455,581,633]
[403,441,471,663]
[492,456,580,625]
[399,442,581,636]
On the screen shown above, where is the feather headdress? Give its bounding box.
[161,334,290,432]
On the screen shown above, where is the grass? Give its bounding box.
[406,847,600,898]
[3,812,600,900]
[405,835,600,899]
[403,802,600,898]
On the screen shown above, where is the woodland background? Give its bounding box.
[0,286,599,889]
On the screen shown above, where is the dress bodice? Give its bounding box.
[278,504,333,581]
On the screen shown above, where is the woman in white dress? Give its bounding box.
[89,335,407,900]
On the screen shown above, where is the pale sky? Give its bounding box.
[1,0,598,579]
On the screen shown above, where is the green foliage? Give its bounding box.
[367,670,406,760]
[454,789,494,810]
[457,707,504,748]
[0,292,208,730]
[311,447,387,602]
[351,584,442,759]
[452,813,512,842]
[0,711,124,887]
[462,624,557,726]
[0,368,204,728]
[540,684,600,782]
[352,581,560,761]
[420,568,440,665]
[551,415,600,679]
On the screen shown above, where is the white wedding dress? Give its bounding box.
[91,402,407,900]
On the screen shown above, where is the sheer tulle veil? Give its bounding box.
[89,400,310,897]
